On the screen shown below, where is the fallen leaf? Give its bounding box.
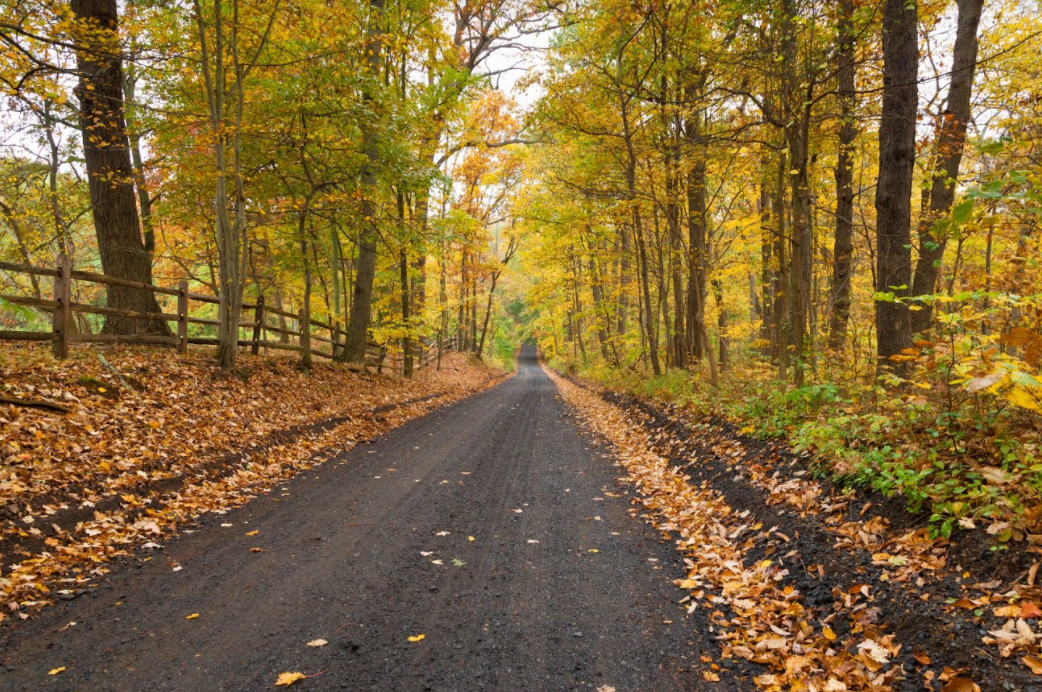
[451,558,466,567]
[468,536,475,542]
[1023,655,1042,674]
[307,639,328,648]
[48,666,66,675]
[1022,602,1042,619]
[250,547,264,553]
[434,531,450,536]
[275,671,306,686]
[245,530,260,537]
[407,634,425,642]
[940,679,980,692]
[185,613,200,620]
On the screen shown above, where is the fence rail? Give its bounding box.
[0,255,457,374]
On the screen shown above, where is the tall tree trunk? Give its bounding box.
[773,152,790,378]
[476,270,500,357]
[759,170,775,352]
[781,0,813,383]
[875,0,919,362]
[685,127,708,364]
[616,225,630,337]
[400,245,412,376]
[589,257,612,362]
[71,0,168,336]
[829,0,857,351]
[665,153,686,367]
[342,0,385,365]
[909,0,983,333]
[457,250,467,350]
[713,278,728,370]
[124,67,155,256]
[413,190,429,327]
[398,192,412,377]
[298,211,312,370]
[634,207,661,375]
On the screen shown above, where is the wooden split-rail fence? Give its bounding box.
[0,256,455,374]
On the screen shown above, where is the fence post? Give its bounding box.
[331,320,339,359]
[251,294,264,356]
[51,254,71,359]
[299,307,311,368]
[177,280,188,354]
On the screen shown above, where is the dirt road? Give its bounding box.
[0,345,728,691]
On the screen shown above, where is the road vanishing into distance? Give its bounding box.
[1,345,724,691]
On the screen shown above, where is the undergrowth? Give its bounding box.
[581,357,1042,540]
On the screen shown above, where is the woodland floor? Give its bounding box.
[0,345,1035,691]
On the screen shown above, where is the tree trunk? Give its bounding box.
[398,192,412,377]
[589,257,612,362]
[759,170,774,352]
[616,225,630,337]
[299,213,312,370]
[781,0,813,383]
[875,0,919,362]
[713,278,728,370]
[773,153,790,378]
[909,0,983,333]
[685,135,708,365]
[342,0,386,365]
[400,245,412,376]
[828,0,857,352]
[634,207,661,375]
[71,0,168,336]
[665,154,686,367]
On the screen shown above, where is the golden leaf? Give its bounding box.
[306,639,328,647]
[185,613,199,620]
[407,634,425,642]
[275,671,306,686]
[48,666,66,675]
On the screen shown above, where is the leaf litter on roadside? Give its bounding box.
[0,346,504,622]
[550,371,907,691]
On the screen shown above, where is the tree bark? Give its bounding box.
[909,0,983,333]
[828,0,857,351]
[342,0,386,365]
[71,0,168,336]
[874,0,919,362]
[685,124,707,365]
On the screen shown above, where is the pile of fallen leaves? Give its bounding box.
[0,344,503,622]
[549,370,911,691]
